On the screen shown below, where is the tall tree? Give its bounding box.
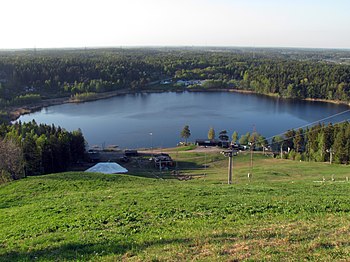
[284,129,296,151]
[22,134,42,176]
[0,139,24,182]
[231,131,239,143]
[333,126,347,164]
[71,129,86,163]
[218,130,229,141]
[271,135,283,152]
[239,132,250,145]
[180,125,191,144]
[208,127,215,140]
[293,128,305,153]
[257,134,268,149]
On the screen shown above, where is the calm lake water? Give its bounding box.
[18,91,350,148]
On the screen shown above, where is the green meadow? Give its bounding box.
[1,150,350,261]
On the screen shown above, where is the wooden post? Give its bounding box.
[228,153,233,184]
[159,159,162,173]
[204,151,207,176]
[250,143,253,175]
[280,144,283,159]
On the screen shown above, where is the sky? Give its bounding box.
[1,0,349,49]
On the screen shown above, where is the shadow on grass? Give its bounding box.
[0,237,194,261]
[0,232,243,261]
[126,160,205,180]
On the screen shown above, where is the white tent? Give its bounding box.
[85,162,128,174]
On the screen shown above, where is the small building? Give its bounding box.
[125,149,138,157]
[195,139,221,147]
[153,153,174,168]
[176,79,204,86]
[195,139,230,148]
[196,139,218,146]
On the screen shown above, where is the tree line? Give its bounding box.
[271,121,350,164]
[181,122,350,164]
[0,121,85,183]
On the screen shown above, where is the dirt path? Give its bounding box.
[138,146,223,155]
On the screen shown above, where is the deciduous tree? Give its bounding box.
[208,127,215,140]
[180,125,191,144]
[0,139,24,182]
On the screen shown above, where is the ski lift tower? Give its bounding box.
[221,149,237,184]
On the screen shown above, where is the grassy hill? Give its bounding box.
[1,151,350,261]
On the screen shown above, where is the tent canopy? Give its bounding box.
[85,162,128,174]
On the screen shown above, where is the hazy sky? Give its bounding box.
[1,0,349,49]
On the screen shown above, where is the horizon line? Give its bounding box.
[0,45,349,52]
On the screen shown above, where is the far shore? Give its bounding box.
[8,87,350,121]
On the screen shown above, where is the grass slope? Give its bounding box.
[1,152,350,261]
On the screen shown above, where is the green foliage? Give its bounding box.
[0,48,349,110]
[0,121,86,181]
[218,130,229,141]
[71,92,99,102]
[271,135,283,152]
[12,94,41,106]
[180,125,191,144]
[202,79,225,89]
[208,127,215,140]
[231,131,238,143]
[174,144,197,151]
[0,138,24,182]
[239,132,250,145]
[283,122,350,164]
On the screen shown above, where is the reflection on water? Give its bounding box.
[18,91,350,148]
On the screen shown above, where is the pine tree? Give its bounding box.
[219,130,229,141]
[22,134,42,176]
[333,127,347,164]
[293,128,305,153]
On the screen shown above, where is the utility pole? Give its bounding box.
[249,125,256,177]
[280,142,284,159]
[222,149,235,184]
[149,132,153,156]
[228,153,233,184]
[250,143,253,174]
[204,151,207,176]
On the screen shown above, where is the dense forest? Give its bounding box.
[272,121,350,164]
[0,48,349,120]
[0,121,85,183]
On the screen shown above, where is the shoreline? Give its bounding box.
[9,89,134,121]
[8,87,350,121]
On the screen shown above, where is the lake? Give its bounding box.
[18,91,350,149]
